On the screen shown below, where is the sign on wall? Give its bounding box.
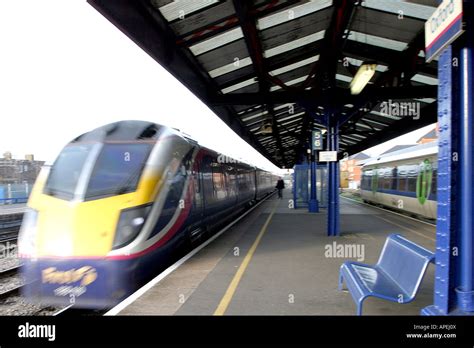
[425,0,464,63]
[319,151,338,162]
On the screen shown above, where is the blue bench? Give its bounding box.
[338,234,435,315]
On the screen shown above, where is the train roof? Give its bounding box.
[61,120,275,173]
[363,141,437,167]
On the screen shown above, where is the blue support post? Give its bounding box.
[327,117,340,236]
[422,45,461,316]
[456,4,474,311]
[423,1,474,315]
[308,153,319,213]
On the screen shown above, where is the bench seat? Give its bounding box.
[338,234,435,315]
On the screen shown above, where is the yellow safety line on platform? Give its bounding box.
[374,215,436,242]
[213,199,278,315]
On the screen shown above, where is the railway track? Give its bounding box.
[0,265,23,300]
[0,227,20,243]
[0,213,23,243]
[0,284,23,300]
[0,265,20,277]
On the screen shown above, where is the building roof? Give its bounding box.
[349,152,370,160]
[364,140,437,167]
[88,0,439,168]
[417,128,437,142]
[380,145,415,156]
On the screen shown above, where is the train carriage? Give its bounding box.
[18,121,278,308]
[360,142,437,220]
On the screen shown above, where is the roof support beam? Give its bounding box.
[87,0,282,168]
[292,0,357,164]
[232,0,287,166]
[337,27,434,135]
[339,103,437,158]
[209,85,437,105]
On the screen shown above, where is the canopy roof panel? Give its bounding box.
[88,0,438,168]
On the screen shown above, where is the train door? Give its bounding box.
[225,165,238,208]
[201,154,216,224]
[191,156,204,222]
[187,153,206,242]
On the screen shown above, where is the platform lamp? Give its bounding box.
[349,62,377,95]
[259,120,273,134]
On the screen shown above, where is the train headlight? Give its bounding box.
[113,205,151,249]
[18,208,38,257]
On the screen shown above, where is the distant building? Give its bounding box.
[0,153,44,184]
[379,145,415,156]
[340,152,370,189]
[417,126,438,144]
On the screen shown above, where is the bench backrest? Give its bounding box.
[376,234,434,298]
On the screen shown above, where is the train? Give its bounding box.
[18,120,278,308]
[360,141,437,220]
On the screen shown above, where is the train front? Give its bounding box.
[18,121,188,308]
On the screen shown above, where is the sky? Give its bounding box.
[0,1,436,172]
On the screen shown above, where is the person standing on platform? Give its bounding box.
[276,177,285,199]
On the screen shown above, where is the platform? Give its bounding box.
[0,204,26,216]
[115,192,436,315]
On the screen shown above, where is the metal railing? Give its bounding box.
[0,197,28,205]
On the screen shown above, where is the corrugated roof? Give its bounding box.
[417,128,438,142]
[88,0,439,168]
[380,145,416,156]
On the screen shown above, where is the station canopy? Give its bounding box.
[88,0,439,168]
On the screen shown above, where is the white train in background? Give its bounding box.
[360,141,437,220]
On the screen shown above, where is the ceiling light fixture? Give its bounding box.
[349,63,377,95]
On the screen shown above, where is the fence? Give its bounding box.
[0,183,30,204]
[293,164,328,209]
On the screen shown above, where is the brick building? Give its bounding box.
[0,152,44,184]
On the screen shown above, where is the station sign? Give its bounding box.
[425,0,464,63]
[319,151,338,162]
[312,130,323,151]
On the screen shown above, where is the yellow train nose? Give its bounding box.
[35,195,130,257]
[26,165,160,257]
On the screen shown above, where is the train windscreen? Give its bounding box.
[44,144,94,199]
[85,143,152,200]
[44,142,152,200]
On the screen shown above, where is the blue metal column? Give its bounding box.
[456,2,474,311]
[327,116,340,236]
[422,45,460,315]
[423,1,474,315]
[309,153,319,213]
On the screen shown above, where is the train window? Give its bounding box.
[378,176,384,190]
[211,164,225,192]
[398,178,408,191]
[391,167,398,190]
[85,143,151,199]
[361,174,366,190]
[407,177,417,192]
[148,164,187,239]
[225,168,237,193]
[364,175,372,190]
[382,168,391,190]
[44,144,94,199]
[361,172,372,190]
[397,165,410,192]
